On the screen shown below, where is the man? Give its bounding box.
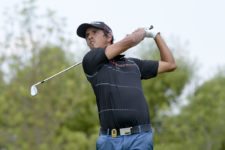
[76,21,176,150]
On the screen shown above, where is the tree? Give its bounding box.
[155,73,225,150]
[0,0,96,149]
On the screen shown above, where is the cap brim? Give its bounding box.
[76,23,91,38]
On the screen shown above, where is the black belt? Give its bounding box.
[100,124,152,138]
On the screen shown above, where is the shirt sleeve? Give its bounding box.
[82,48,109,76]
[129,58,159,79]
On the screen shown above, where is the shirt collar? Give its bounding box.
[112,54,125,60]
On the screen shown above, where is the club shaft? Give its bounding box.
[34,61,81,86]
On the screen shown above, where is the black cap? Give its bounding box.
[76,21,113,38]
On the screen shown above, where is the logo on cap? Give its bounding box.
[91,21,102,25]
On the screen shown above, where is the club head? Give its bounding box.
[31,85,38,96]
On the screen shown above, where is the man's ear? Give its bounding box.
[107,33,113,43]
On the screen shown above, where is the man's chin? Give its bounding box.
[89,45,105,49]
[91,46,100,49]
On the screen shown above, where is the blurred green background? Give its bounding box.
[0,0,225,150]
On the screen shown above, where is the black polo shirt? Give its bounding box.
[82,48,158,129]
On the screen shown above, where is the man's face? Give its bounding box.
[85,27,111,49]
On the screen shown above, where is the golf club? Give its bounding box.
[30,25,154,96]
[30,61,81,96]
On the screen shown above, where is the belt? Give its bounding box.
[100,124,152,138]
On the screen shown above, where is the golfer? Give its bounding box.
[76,21,176,150]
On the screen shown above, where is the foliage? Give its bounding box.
[0,46,94,149]
[0,0,97,149]
[155,74,225,150]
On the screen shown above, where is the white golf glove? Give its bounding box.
[145,25,159,39]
